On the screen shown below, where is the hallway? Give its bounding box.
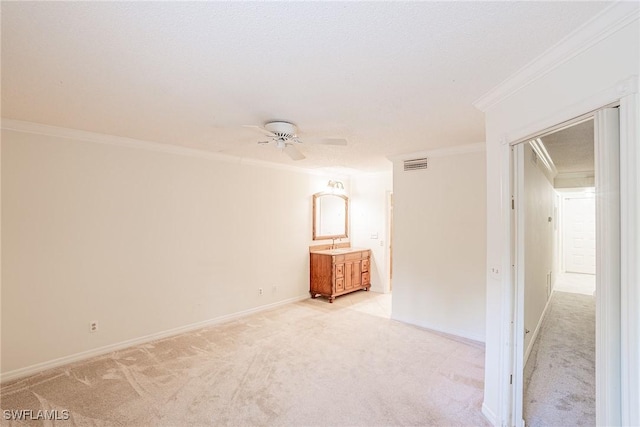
[523,274,596,426]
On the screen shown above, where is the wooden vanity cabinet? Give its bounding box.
[310,248,371,303]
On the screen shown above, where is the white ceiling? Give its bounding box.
[541,119,594,175]
[1,1,611,172]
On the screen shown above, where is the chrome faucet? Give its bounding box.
[331,237,341,249]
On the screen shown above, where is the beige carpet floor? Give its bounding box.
[523,285,595,426]
[1,291,488,426]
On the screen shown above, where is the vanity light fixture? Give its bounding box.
[327,180,345,194]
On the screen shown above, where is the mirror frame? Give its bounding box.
[312,192,349,240]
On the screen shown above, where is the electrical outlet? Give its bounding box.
[89,321,99,333]
[272,286,277,294]
[259,288,263,296]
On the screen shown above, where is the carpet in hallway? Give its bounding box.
[524,290,595,426]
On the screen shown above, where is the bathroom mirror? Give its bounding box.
[312,193,348,240]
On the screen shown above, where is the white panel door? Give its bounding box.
[563,195,596,274]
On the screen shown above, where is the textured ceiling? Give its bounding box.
[541,119,594,175]
[1,1,610,172]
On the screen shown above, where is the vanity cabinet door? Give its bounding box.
[344,260,362,289]
[345,262,354,289]
[351,261,362,288]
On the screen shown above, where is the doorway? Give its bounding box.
[511,107,621,426]
[562,192,596,276]
[388,191,393,292]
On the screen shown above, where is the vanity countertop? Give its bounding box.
[311,247,370,256]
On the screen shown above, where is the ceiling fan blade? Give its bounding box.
[283,144,305,161]
[243,125,275,138]
[304,137,348,146]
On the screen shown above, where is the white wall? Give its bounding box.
[1,125,333,377]
[350,171,393,293]
[391,148,487,342]
[481,9,639,426]
[521,143,555,357]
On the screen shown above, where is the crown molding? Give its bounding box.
[310,165,367,178]
[556,170,595,179]
[473,2,640,112]
[387,142,486,162]
[554,171,596,190]
[529,138,557,177]
[349,169,393,178]
[1,118,320,176]
[555,187,596,194]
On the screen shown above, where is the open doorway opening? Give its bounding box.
[512,106,621,427]
[520,119,596,426]
[556,190,596,293]
[388,191,393,292]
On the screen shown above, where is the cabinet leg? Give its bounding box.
[310,292,317,299]
[365,287,370,292]
[329,296,335,303]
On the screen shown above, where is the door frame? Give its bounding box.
[385,190,394,293]
[501,80,638,427]
[512,107,620,426]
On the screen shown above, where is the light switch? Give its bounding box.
[370,233,378,239]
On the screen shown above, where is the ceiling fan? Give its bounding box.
[243,121,347,161]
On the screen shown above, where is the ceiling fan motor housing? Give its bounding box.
[265,121,297,139]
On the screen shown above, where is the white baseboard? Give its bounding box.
[1,295,308,384]
[482,402,499,426]
[390,314,485,344]
[523,290,554,366]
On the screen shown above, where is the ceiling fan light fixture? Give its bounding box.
[244,120,344,161]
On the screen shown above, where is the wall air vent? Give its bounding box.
[403,158,428,171]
